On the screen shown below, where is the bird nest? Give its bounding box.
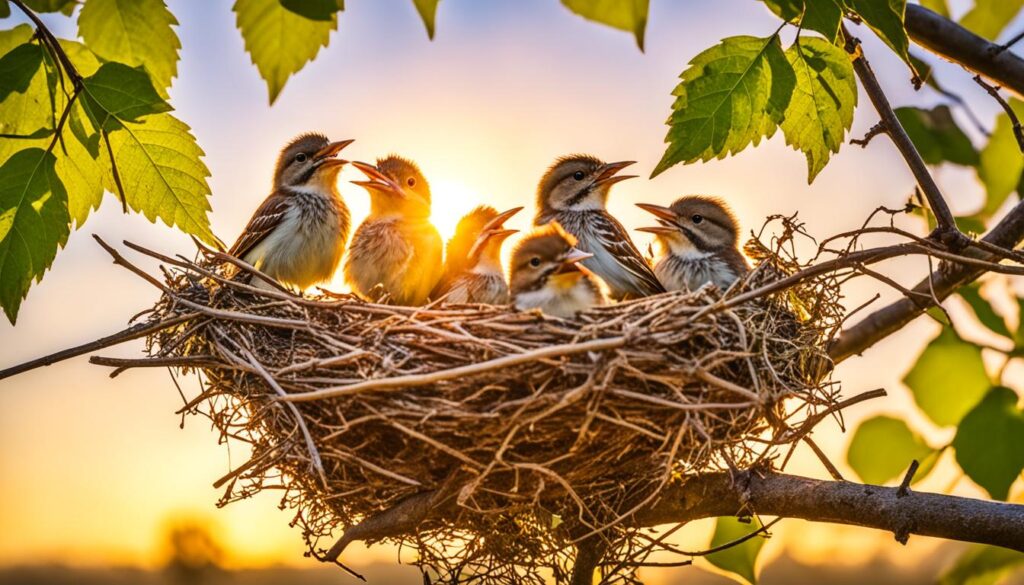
[119,216,842,584]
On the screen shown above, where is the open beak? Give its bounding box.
[480,206,523,233]
[314,139,354,166]
[636,202,681,224]
[556,247,594,274]
[351,160,402,195]
[594,160,638,187]
[467,228,518,259]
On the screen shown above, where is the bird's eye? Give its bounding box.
[692,214,704,224]
[295,153,308,163]
[572,171,585,181]
[530,257,541,267]
[407,177,416,187]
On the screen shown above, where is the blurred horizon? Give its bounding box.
[1,0,1023,582]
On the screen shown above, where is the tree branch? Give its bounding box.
[830,199,1024,362]
[844,25,963,248]
[905,4,1024,99]
[634,470,1024,553]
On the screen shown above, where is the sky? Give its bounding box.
[0,0,1022,581]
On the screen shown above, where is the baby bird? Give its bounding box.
[345,155,443,305]
[433,206,521,304]
[535,154,665,300]
[228,133,353,291]
[636,196,748,292]
[510,223,606,319]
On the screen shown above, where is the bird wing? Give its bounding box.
[228,192,290,260]
[592,213,666,296]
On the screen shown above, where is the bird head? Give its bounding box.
[636,196,740,255]
[351,155,432,218]
[537,155,637,214]
[510,223,594,294]
[465,207,522,267]
[274,132,353,191]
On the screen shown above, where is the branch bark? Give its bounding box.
[635,470,1024,553]
[906,4,1024,99]
[830,199,1024,362]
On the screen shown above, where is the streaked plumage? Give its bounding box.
[637,196,748,292]
[535,154,665,300]
[433,206,520,304]
[510,223,606,318]
[345,155,443,305]
[228,133,352,291]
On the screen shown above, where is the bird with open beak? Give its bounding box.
[228,133,353,291]
[510,223,607,318]
[345,155,443,305]
[636,196,748,292]
[433,206,521,304]
[534,154,665,300]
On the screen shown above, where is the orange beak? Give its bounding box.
[351,160,403,195]
[479,206,523,233]
[468,228,518,259]
[314,139,354,165]
[636,225,680,235]
[636,202,680,224]
[594,160,638,187]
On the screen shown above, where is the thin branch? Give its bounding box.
[996,29,1024,55]
[843,24,963,248]
[850,122,886,147]
[102,127,129,213]
[906,4,1024,98]
[974,75,1024,152]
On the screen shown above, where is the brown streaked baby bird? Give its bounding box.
[510,223,607,319]
[636,196,748,292]
[433,205,522,304]
[228,133,353,291]
[535,154,665,300]
[345,155,443,305]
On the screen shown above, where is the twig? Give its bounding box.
[994,29,1024,55]
[101,127,129,213]
[850,122,886,147]
[974,75,1024,152]
[897,460,920,498]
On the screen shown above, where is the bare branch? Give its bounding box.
[974,75,1024,152]
[906,4,1024,98]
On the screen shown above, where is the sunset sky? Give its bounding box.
[1,0,1021,581]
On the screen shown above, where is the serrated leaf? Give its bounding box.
[903,327,991,426]
[780,36,857,182]
[847,0,914,69]
[0,148,69,324]
[81,62,172,130]
[653,35,795,177]
[959,283,1011,339]
[960,0,1024,41]
[233,0,340,104]
[920,0,950,18]
[895,106,979,167]
[978,99,1024,218]
[847,415,937,485]
[412,0,440,39]
[561,0,649,51]
[940,545,1024,585]
[953,387,1024,500]
[706,516,765,585]
[78,0,181,95]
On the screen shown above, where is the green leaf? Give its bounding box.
[762,0,802,21]
[940,545,1024,585]
[0,1,10,18]
[903,327,991,426]
[846,0,913,68]
[895,106,979,167]
[233,0,340,104]
[706,516,765,585]
[653,35,795,177]
[960,0,1024,41]
[959,283,1012,339]
[0,148,69,324]
[561,0,649,51]
[801,0,844,43]
[412,0,440,39]
[953,387,1024,500]
[0,26,56,137]
[780,36,857,182]
[920,0,950,18]
[22,0,75,14]
[280,0,342,21]
[977,99,1024,218]
[81,62,172,130]
[78,0,181,95]
[847,415,937,485]
[0,43,42,102]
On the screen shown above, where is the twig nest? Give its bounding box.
[143,217,841,583]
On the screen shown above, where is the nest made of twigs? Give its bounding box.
[127,216,842,584]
